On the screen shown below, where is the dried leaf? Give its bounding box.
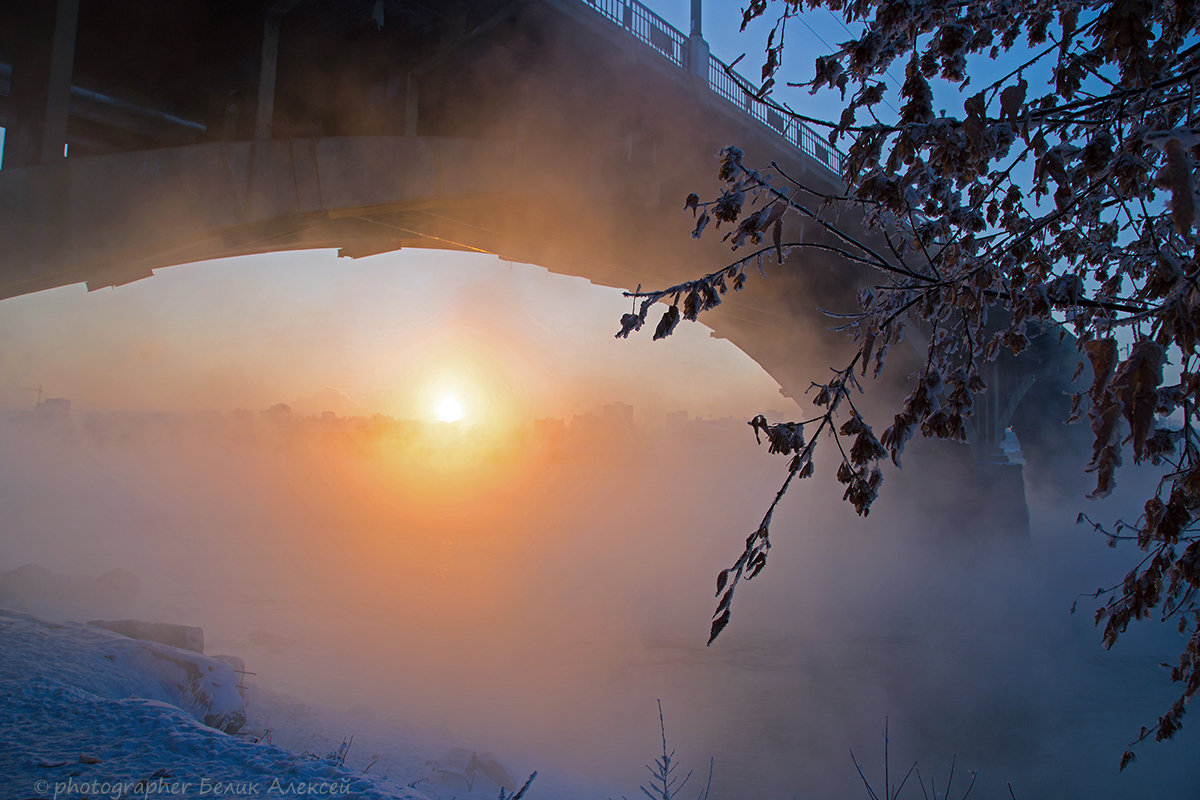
[999,79,1027,129]
[1111,339,1165,462]
[708,609,731,645]
[652,305,680,340]
[1084,338,1119,405]
[716,588,733,613]
[1156,138,1196,235]
[860,328,877,376]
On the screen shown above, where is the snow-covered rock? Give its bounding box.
[125,640,246,733]
[1,609,242,733]
[212,653,248,698]
[0,608,434,800]
[89,618,205,652]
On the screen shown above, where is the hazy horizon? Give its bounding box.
[0,248,796,426]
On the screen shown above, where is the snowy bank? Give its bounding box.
[0,608,433,800]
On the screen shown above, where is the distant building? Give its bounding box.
[35,397,70,423]
[568,402,637,445]
[665,410,688,428]
[601,401,634,427]
[260,403,292,423]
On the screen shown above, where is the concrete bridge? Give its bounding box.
[0,0,1074,534]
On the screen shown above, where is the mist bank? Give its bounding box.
[1,406,1196,798]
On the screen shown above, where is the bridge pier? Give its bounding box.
[3,0,78,167]
[946,457,1031,538]
[956,361,1038,537]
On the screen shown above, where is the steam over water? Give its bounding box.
[2,406,1198,798]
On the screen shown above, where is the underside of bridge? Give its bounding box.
[0,0,1088,536]
[0,0,857,390]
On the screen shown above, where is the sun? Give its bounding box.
[435,393,464,423]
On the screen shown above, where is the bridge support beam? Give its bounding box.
[4,0,78,167]
[254,13,282,141]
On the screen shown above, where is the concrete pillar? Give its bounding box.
[254,13,282,140]
[6,0,79,167]
[687,35,710,81]
[686,0,708,82]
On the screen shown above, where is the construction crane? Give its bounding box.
[16,386,43,407]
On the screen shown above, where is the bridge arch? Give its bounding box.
[0,0,1081,535]
[0,133,858,412]
[0,131,1074,539]
[0,0,857,416]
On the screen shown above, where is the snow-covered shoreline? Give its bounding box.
[0,608,576,800]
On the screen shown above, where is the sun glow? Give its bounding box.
[436,393,464,423]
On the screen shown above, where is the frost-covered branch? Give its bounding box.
[617,0,1200,760]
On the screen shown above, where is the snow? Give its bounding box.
[0,607,608,800]
[0,608,504,800]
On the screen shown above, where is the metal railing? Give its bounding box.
[576,0,686,68]
[707,55,843,174]
[573,0,844,176]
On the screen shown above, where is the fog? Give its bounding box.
[2,390,1197,799]
[5,0,1198,795]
